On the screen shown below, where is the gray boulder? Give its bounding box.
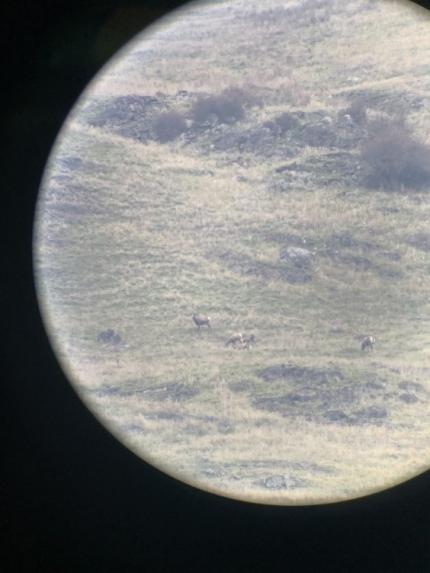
[280,246,313,268]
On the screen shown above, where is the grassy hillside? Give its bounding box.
[35,0,430,504]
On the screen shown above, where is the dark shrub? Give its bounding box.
[223,86,262,108]
[97,329,121,345]
[275,112,300,133]
[191,88,247,125]
[153,110,187,142]
[302,124,336,147]
[346,97,367,125]
[264,112,300,135]
[360,117,430,190]
[406,232,430,252]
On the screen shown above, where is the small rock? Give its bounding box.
[97,329,122,345]
[259,475,303,490]
[280,246,313,265]
[201,467,225,478]
[218,420,235,434]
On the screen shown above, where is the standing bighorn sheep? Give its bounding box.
[361,335,376,351]
[241,334,256,349]
[192,313,211,331]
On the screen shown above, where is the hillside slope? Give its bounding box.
[35,0,430,504]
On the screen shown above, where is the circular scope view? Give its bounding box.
[34,0,430,505]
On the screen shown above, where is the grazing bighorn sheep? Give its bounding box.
[361,335,376,351]
[226,333,244,347]
[226,333,256,349]
[241,334,256,349]
[192,313,211,331]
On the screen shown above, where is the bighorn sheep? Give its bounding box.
[226,333,256,349]
[226,333,244,347]
[361,335,376,351]
[241,334,256,349]
[192,313,211,331]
